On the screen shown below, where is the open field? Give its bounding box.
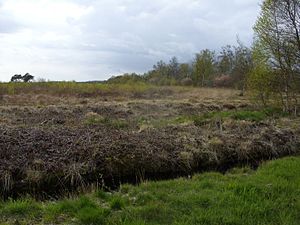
[0,156,299,225]
[0,83,299,200]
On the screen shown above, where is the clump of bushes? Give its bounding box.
[213,74,232,87]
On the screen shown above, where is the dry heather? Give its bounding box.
[0,85,299,198]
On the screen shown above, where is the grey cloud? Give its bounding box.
[0,11,21,33]
[79,0,260,52]
[0,0,262,81]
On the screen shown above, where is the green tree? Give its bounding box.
[153,60,169,78]
[193,49,215,86]
[10,73,34,82]
[253,0,300,112]
[218,45,234,74]
[22,73,34,82]
[231,41,253,95]
[179,63,192,79]
[168,57,181,79]
[248,41,278,106]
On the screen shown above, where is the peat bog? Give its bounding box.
[0,84,300,199]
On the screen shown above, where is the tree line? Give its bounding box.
[110,0,299,112]
[143,40,252,95]
[109,41,252,95]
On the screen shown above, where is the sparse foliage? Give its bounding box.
[218,45,235,74]
[192,49,215,87]
[251,0,300,112]
[231,41,253,95]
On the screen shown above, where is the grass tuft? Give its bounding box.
[0,199,40,217]
[110,196,125,210]
[77,207,109,225]
[94,189,109,200]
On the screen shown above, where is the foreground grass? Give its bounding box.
[0,156,299,225]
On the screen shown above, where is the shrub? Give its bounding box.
[213,74,232,87]
[180,78,193,86]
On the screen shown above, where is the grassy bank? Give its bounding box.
[0,82,242,104]
[1,156,299,225]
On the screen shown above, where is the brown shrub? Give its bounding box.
[0,122,299,198]
[180,78,193,86]
[213,74,232,87]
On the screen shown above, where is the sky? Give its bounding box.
[0,0,262,82]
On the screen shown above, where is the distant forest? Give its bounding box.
[108,40,251,92]
[108,0,300,113]
[7,0,299,113]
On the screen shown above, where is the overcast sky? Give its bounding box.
[0,0,262,82]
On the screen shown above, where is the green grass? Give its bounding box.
[137,107,288,129]
[84,113,129,129]
[138,115,192,128]
[0,81,156,97]
[77,207,108,225]
[0,199,41,217]
[138,109,282,129]
[0,156,299,224]
[231,110,266,121]
[193,108,287,126]
[109,196,126,210]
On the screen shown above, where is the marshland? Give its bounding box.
[1,0,300,224]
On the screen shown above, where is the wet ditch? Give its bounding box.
[1,122,300,200]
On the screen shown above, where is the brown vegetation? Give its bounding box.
[0,84,299,198]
